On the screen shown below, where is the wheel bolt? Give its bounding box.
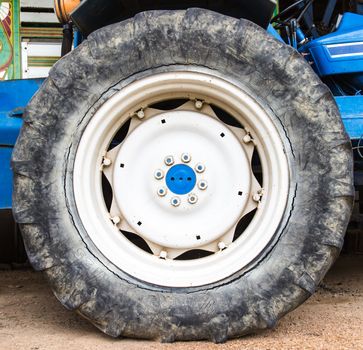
[243,134,252,143]
[103,157,112,166]
[171,197,181,207]
[198,180,208,190]
[195,163,205,173]
[136,109,145,119]
[188,193,198,204]
[181,153,191,163]
[159,250,167,259]
[157,187,167,197]
[195,100,203,109]
[253,193,261,202]
[164,155,174,166]
[154,169,164,180]
[111,216,120,225]
[218,241,226,250]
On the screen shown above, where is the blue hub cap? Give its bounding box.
[166,164,196,195]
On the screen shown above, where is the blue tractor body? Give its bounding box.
[297,12,363,140]
[302,12,363,76]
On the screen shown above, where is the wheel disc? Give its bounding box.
[73,69,289,287]
[112,110,251,251]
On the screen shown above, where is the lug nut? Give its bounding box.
[171,197,181,207]
[164,155,174,166]
[136,109,145,119]
[181,153,191,163]
[253,189,264,202]
[154,169,164,180]
[111,216,120,225]
[159,250,167,259]
[243,134,252,143]
[195,163,205,173]
[103,157,112,166]
[157,187,167,197]
[195,100,203,109]
[253,193,261,202]
[188,193,198,204]
[218,241,227,250]
[198,180,208,190]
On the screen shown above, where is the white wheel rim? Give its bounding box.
[73,70,289,287]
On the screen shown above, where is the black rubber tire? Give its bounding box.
[12,9,354,342]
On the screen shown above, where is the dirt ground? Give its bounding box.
[0,255,362,350]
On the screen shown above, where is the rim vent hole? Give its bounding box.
[137,221,142,226]
[120,163,125,168]
[161,119,166,124]
[238,191,243,196]
[196,235,201,240]
[220,132,225,138]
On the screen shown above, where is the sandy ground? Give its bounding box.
[0,255,362,350]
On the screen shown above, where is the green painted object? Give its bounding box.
[0,0,21,79]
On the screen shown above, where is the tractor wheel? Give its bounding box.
[12,9,354,342]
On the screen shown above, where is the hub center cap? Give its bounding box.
[166,164,196,195]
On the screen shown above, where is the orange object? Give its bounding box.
[54,0,81,23]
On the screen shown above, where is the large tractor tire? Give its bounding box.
[12,9,354,342]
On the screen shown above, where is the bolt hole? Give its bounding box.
[196,235,201,240]
[238,191,243,196]
[120,163,125,168]
[220,132,225,138]
[161,119,166,124]
[179,177,183,181]
[171,177,175,181]
[137,221,142,226]
[187,177,191,181]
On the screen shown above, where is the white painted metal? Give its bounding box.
[20,42,29,79]
[112,110,250,250]
[21,41,61,78]
[22,41,61,57]
[73,70,289,287]
[21,0,54,8]
[20,11,58,23]
[102,101,257,258]
[22,67,52,78]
